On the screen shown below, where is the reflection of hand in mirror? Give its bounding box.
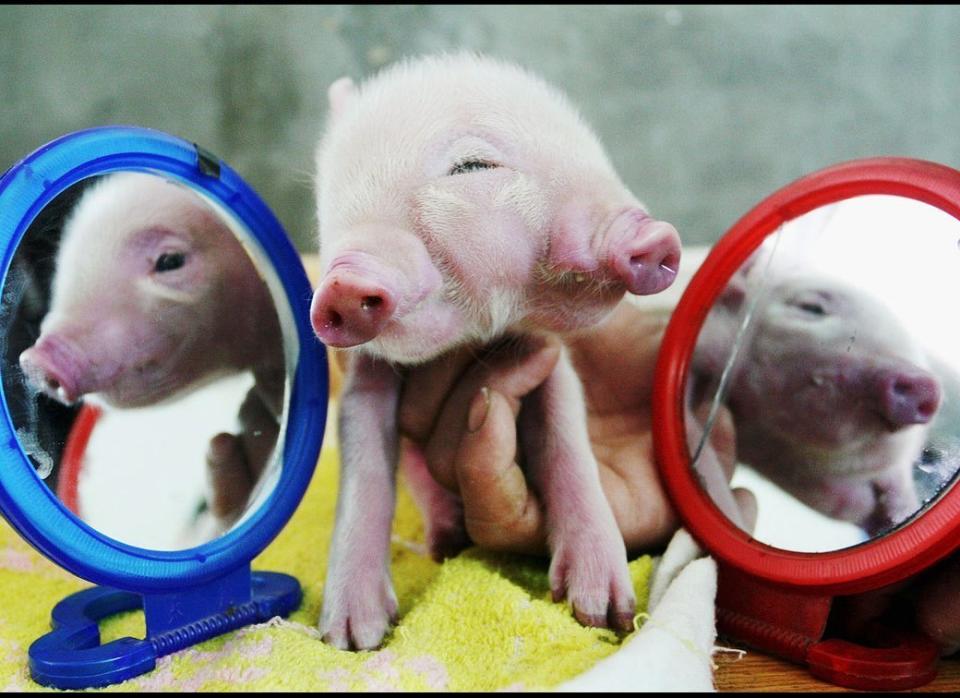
[685,396,757,534]
[396,299,747,556]
[833,551,960,657]
[692,265,945,539]
[206,383,282,531]
[12,172,286,544]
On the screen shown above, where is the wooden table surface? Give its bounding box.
[714,642,960,692]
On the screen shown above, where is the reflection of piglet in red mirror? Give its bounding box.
[19,172,285,528]
[693,269,942,537]
[311,54,682,650]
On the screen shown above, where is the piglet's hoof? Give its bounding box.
[549,533,636,632]
[319,574,399,651]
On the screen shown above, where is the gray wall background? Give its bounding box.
[2,5,959,251]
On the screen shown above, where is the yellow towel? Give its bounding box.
[0,444,652,691]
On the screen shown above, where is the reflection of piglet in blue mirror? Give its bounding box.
[16,172,286,530]
[0,126,327,690]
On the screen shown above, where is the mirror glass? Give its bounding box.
[688,195,960,552]
[0,171,294,550]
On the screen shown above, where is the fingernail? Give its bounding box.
[467,387,491,433]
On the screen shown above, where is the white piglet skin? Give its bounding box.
[312,53,681,651]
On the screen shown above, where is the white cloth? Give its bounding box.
[559,529,717,692]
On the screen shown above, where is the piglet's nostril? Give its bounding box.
[325,310,344,329]
[360,295,383,311]
[630,253,678,275]
[659,253,680,277]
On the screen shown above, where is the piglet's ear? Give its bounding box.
[328,77,357,121]
[718,274,747,312]
[719,250,761,311]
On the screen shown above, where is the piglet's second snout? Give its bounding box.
[606,209,681,296]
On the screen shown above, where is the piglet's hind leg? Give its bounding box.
[399,437,471,561]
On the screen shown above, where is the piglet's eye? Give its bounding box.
[790,299,827,316]
[155,252,186,273]
[799,302,826,316]
[448,160,498,176]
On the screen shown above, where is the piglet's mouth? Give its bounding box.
[876,409,937,434]
[534,263,626,298]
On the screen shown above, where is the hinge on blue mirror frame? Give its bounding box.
[193,143,221,179]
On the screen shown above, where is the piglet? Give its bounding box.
[19,172,285,527]
[693,269,941,535]
[312,53,681,650]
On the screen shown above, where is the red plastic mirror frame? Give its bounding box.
[652,157,960,689]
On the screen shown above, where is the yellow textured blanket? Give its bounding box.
[0,442,653,692]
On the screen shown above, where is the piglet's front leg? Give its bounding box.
[320,354,401,650]
[520,346,636,630]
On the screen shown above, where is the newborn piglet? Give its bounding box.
[312,53,681,650]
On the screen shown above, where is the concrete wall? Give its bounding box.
[2,5,958,250]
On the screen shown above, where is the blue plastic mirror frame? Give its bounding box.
[0,126,328,688]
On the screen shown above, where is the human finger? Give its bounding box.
[423,336,561,490]
[731,487,758,534]
[914,554,960,655]
[398,346,479,444]
[205,432,254,520]
[453,387,548,555]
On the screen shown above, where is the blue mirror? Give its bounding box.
[0,126,328,689]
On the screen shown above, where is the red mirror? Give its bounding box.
[653,157,960,690]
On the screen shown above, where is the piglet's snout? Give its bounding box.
[19,338,82,405]
[874,366,941,428]
[311,269,398,348]
[605,209,681,296]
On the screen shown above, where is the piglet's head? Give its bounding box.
[312,54,682,362]
[19,173,280,409]
[729,273,941,455]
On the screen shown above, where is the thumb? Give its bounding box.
[454,387,547,555]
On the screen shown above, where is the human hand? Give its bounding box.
[397,298,741,557]
[831,552,960,657]
[205,386,279,528]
